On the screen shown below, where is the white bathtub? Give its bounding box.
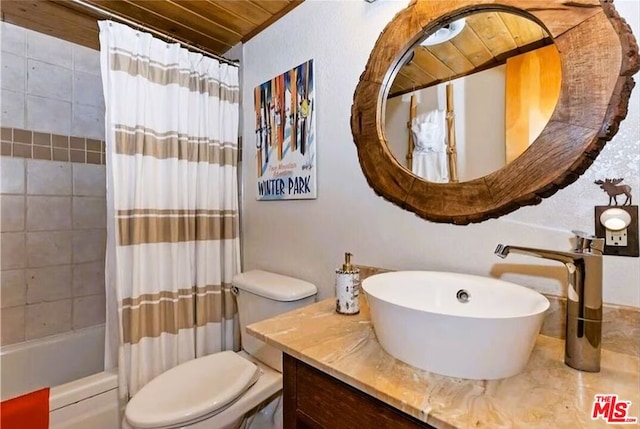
[0,324,120,428]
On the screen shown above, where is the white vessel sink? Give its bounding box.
[362,271,550,380]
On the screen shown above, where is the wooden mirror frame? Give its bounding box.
[351,0,639,224]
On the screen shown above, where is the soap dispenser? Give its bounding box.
[335,252,360,315]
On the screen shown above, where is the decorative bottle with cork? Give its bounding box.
[335,252,360,315]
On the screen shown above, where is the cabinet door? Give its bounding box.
[283,354,434,429]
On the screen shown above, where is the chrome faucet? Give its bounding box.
[495,231,604,372]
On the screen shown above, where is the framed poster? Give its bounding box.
[254,59,316,200]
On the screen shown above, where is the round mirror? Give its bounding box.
[384,11,561,183]
[351,0,638,224]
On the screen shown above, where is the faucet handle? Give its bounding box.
[572,230,604,254]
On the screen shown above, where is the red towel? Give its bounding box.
[0,387,50,429]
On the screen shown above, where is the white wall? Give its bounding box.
[241,0,640,307]
[384,95,410,168]
[461,66,506,181]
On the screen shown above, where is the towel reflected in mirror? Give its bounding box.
[410,109,449,182]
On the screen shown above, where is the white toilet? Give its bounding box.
[123,270,317,429]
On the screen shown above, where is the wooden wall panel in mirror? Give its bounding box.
[351,0,639,224]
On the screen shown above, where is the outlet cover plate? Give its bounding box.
[595,205,639,257]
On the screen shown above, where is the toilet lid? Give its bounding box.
[125,351,261,428]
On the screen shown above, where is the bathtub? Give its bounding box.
[0,324,120,428]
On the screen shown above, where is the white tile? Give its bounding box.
[72,229,105,263]
[1,305,25,345]
[73,196,106,229]
[72,164,106,196]
[25,299,72,340]
[1,269,26,308]
[27,159,72,195]
[27,59,72,101]
[1,232,25,269]
[1,52,26,92]
[0,157,25,194]
[26,231,72,267]
[26,196,72,231]
[72,261,104,297]
[73,71,103,107]
[73,45,100,75]
[26,95,71,136]
[1,89,25,129]
[27,30,72,68]
[73,294,105,329]
[1,195,25,232]
[71,103,104,140]
[1,22,26,56]
[26,265,72,303]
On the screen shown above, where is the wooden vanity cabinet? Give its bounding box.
[283,354,435,429]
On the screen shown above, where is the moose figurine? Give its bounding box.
[594,178,633,206]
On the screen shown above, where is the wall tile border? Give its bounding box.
[1,127,105,165]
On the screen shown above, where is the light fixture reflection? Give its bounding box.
[421,19,466,46]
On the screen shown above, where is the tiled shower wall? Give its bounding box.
[1,158,106,345]
[1,22,106,346]
[1,22,104,138]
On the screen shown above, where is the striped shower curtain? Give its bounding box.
[99,21,241,401]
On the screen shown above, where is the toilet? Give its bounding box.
[123,270,317,429]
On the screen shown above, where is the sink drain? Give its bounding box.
[456,289,471,303]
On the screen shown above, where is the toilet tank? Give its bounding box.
[232,270,317,372]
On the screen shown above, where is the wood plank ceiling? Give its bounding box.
[0,0,303,57]
[390,11,553,98]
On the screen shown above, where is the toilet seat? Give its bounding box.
[125,351,261,429]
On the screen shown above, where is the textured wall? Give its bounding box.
[240,0,640,307]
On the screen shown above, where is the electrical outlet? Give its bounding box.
[595,206,639,257]
[606,228,628,246]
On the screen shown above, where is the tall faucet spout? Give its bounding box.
[494,233,604,372]
[495,244,577,264]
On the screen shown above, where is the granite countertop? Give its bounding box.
[247,298,640,429]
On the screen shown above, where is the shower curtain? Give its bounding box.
[99,21,241,402]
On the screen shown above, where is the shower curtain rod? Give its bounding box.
[71,0,240,67]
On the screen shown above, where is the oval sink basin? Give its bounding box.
[362,271,550,380]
